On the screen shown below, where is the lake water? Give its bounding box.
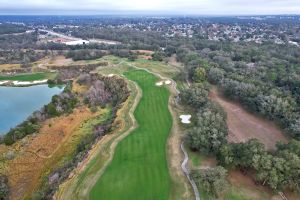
[0,85,64,135]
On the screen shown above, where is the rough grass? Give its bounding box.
[1,107,110,199]
[0,72,56,81]
[0,63,21,71]
[55,78,140,200]
[89,69,173,200]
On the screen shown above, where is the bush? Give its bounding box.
[192,166,228,197]
[0,175,9,200]
[186,103,228,154]
[179,84,209,108]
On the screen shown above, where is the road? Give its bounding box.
[181,143,201,200]
[39,29,120,45]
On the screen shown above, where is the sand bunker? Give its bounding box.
[165,80,171,85]
[180,115,191,124]
[12,80,48,86]
[155,81,164,86]
[155,80,172,86]
[0,81,9,85]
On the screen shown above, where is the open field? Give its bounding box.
[0,72,56,81]
[89,69,173,200]
[95,55,179,79]
[210,87,288,150]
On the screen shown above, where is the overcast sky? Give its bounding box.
[1,0,300,15]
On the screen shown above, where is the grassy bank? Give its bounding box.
[89,69,173,200]
[0,72,56,81]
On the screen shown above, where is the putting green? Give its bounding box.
[89,69,173,200]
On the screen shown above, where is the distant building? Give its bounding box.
[65,40,90,46]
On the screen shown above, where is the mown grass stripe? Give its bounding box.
[89,69,172,200]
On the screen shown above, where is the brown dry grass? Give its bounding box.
[1,107,102,200]
[210,87,288,150]
[54,78,140,200]
[168,54,183,68]
[229,170,272,200]
[0,63,21,71]
[72,81,89,95]
[48,56,73,66]
[131,50,154,59]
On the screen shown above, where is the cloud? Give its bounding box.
[0,0,300,15]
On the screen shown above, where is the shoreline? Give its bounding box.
[0,79,48,87]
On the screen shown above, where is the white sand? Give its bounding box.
[180,115,192,124]
[12,79,48,86]
[155,81,164,86]
[156,80,172,86]
[165,80,172,85]
[0,81,9,85]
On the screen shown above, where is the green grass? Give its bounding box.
[0,72,56,81]
[187,149,204,167]
[225,190,250,200]
[89,69,173,200]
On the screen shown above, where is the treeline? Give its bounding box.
[218,139,300,191]
[176,39,300,194]
[0,50,47,66]
[174,38,300,139]
[71,27,164,50]
[180,82,300,194]
[0,33,37,49]
[65,49,106,61]
[218,77,299,138]
[180,84,228,156]
[0,23,27,35]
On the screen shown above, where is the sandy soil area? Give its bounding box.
[210,87,288,150]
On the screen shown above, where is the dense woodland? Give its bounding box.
[0,23,27,35]
[177,38,300,195]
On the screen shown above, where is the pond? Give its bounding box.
[0,85,64,135]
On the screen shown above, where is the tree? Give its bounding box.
[208,68,224,84]
[179,84,209,108]
[192,166,228,197]
[193,67,207,83]
[217,144,235,168]
[152,51,164,61]
[186,107,228,154]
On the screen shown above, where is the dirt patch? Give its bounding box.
[131,50,154,60]
[229,170,272,200]
[48,56,73,66]
[210,87,288,150]
[168,54,183,68]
